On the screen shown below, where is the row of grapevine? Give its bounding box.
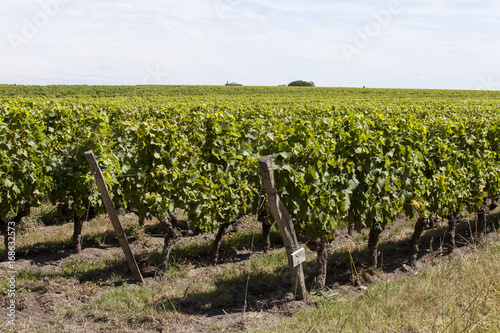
[1,88,500,287]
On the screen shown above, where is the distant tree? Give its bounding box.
[288,80,315,87]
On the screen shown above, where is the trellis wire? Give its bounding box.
[242,185,267,321]
[85,178,96,223]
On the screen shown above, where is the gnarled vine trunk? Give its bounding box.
[348,221,357,236]
[409,217,427,268]
[445,213,458,254]
[307,238,329,289]
[489,195,499,211]
[160,213,181,271]
[258,210,272,253]
[476,205,488,239]
[210,222,235,265]
[428,215,441,229]
[490,196,500,229]
[73,215,84,254]
[368,223,384,273]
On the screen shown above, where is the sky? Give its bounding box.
[0,0,499,89]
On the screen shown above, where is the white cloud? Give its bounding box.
[0,0,498,88]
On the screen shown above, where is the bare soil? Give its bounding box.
[1,211,499,332]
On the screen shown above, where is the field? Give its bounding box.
[1,201,499,332]
[1,85,500,332]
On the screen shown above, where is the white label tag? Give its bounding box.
[291,248,306,267]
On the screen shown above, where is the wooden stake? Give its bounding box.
[258,155,307,300]
[85,150,144,283]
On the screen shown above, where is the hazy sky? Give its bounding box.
[1,0,499,89]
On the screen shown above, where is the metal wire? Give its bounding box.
[242,184,265,321]
[85,178,96,223]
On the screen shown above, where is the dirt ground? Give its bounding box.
[1,211,499,332]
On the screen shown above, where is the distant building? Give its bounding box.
[225,81,242,86]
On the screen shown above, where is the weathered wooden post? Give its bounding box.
[85,150,144,283]
[258,155,307,300]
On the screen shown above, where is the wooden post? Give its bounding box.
[85,150,144,283]
[258,155,307,300]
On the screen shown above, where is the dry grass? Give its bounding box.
[3,202,500,332]
[265,241,500,333]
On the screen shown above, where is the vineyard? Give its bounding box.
[1,85,500,331]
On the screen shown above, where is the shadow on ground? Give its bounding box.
[2,210,499,320]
